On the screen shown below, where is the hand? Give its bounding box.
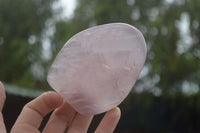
[0,82,121,133]
[0,82,6,133]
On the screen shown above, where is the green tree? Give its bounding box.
[0,0,58,89]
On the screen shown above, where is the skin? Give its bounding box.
[0,81,121,133]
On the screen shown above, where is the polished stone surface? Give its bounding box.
[47,23,147,115]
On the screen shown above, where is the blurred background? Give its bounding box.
[0,0,200,132]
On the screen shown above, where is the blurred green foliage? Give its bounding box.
[0,0,200,132]
[0,0,57,89]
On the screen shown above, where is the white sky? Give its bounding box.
[42,0,77,61]
[60,0,77,18]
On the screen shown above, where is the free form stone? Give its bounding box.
[47,23,147,115]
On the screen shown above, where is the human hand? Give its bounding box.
[0,82,7,133]
[0,82,121,133]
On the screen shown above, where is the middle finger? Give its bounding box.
[43,102,76,133]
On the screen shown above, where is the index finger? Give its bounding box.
[0,81,7,133]
[0,81,6,111]
[11,91,63,132]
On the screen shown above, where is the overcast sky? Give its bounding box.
[60,0,77,18]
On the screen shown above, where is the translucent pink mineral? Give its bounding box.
[47,23,147,115]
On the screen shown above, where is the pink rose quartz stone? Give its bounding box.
[47,23,147,115]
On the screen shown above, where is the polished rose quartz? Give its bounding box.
[47,23,146,115]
